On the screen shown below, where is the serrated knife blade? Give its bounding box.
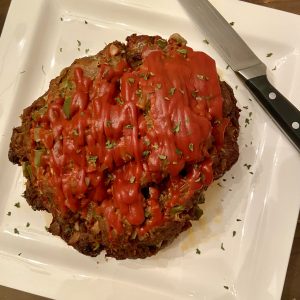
[179,0,300,152]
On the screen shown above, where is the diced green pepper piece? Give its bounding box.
[22,162,34,180]
[34,128,40,142]
[63,96,72,119]
[170,205,185,215]
[34,149,45,167]
[157,39,167,49]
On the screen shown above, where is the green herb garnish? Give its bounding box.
[14,228,19,234]
[158,154,167,160]
[245,118,250,127]
[7,212,11,216]
[173,121,181,133]
[191,90,198,98]
[203,39,209,45]
[243,163,251,170]
[196,74,209,80]
[266,52,273,57]
[72,128,79,136]
[177,48,187,55]
[105,140,116,149]
[115,97,124,105]
[196,248,201,255]
[87,155,98,165]
[61,80,73,91]
[144,209,151,218]
[124,124,133,129]
[195,206,203,218]
[143,73,150,80]
[129,176,136,183]
[105,120,112,128]
[189,143,194,152]
[169,87,176,96]
[175,148,182,156]
[26,222,30,228]
[136,89,142,96]
[152,143,159,150]
[127,77,135,84]
[143,150,150,157]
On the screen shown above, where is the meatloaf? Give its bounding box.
[8,34,239,259]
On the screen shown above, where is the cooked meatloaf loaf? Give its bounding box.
[8,34,239,259]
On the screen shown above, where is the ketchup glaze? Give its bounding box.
[30,36,229,236]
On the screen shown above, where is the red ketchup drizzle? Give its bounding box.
[31,42,228,236]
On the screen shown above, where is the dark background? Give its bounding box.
[0,0,299,299]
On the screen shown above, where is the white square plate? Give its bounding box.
[0,0,299,299]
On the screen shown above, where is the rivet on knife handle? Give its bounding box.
[245,75,300,152]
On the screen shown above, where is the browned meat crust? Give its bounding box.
[8,34,240,259]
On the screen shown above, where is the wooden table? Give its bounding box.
[0,0,299,299]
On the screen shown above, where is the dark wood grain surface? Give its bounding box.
[0,0,299,299]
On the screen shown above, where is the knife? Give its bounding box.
[179,0,300,153]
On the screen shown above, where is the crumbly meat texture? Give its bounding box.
[8,34,240,259]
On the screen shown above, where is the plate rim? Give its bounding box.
[0,0,299,299]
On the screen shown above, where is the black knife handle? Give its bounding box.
[245,75,300,152]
